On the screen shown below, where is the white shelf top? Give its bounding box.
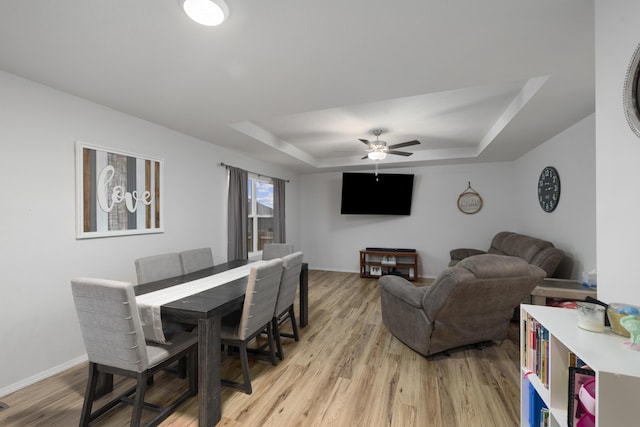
[522,304,640,377]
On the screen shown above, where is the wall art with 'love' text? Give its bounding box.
[75,142,164,239]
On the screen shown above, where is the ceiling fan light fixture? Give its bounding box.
[181,0,228,26]
[368,151,387,160]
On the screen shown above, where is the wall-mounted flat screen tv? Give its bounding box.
[340,172,415,215]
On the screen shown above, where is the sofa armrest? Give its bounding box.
[379,275,426,309]
[530,247,565,278]
[449,248,486,262]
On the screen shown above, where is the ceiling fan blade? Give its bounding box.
[388,150,413,156]
[388,140,420,150]
[359,138,371,145]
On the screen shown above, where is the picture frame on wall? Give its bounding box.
[75,141,164,239]
[567,367,596,427]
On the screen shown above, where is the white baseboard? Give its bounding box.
[0,354,88,398]
[308,267,432,280]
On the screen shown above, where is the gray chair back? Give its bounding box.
[180,247,214,274]
[238,259,283,339]
[71,277,149,372]
[274,252,303,316]
[135,253,182,284]
[262,243,294,260]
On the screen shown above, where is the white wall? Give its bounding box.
[0,70,301,395]
[595,0,640,305]
[300,162,518,278]
[300,116,597,280]
[514,114,597,279]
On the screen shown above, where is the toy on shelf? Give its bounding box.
[608,304,640,337]
[620,315,640,351]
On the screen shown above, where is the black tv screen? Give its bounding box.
[340,172,414,215]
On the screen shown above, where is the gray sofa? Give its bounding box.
[449,231,570,279]
[380,254,545,357]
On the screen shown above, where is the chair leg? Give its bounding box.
[177,356,188,379]
[288,306,300,341]
[266,324,277,366]
[79,363,98,427]
[273,318,284,361]
[131,373,147,427]
[239,342,253,395]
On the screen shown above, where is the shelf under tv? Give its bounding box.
[359,249,419,281]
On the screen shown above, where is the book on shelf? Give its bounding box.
[523,315,550,387]
[568,352,589,369]
[525,379,548,427]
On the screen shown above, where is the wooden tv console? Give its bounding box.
[359,249,418,281]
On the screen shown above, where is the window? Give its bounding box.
[247,175,273,255]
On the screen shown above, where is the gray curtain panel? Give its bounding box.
[227,166,248,261]
[273,177,286,243]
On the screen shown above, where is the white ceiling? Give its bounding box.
[0,0,595,173]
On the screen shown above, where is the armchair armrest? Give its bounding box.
[449,248,486,262]
[379,275,427,309]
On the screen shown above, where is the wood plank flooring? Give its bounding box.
[0,271,522,426]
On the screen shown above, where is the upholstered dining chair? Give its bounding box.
[134,253,183,284]
[221,258,283,394]
[262,243,294,260]
[179,247,214,274]
[135,252,191,377]
[272,251,304,360]
[70,277,198,427]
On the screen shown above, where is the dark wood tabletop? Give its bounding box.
[135,259,248,296]
[135,259,309,327]
[135,259,249,323]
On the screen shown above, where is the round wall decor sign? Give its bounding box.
[457,182,483,214]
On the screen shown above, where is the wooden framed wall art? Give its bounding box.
[75,142,164,239]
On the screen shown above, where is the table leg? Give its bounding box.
[299,264,308,327]
[198,316,221,427]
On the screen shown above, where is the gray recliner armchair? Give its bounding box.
[379,254,545,357]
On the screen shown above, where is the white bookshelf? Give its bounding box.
[520,304,640,427]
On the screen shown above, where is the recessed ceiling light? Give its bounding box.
[181,0,229,26]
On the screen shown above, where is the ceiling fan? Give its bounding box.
[360,129,420,160]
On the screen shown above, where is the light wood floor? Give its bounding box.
[0,271,522,426]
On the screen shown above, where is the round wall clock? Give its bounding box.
[538,166,560,213]
[623,43,640,138]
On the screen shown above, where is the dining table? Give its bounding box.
[117,259,309,427]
